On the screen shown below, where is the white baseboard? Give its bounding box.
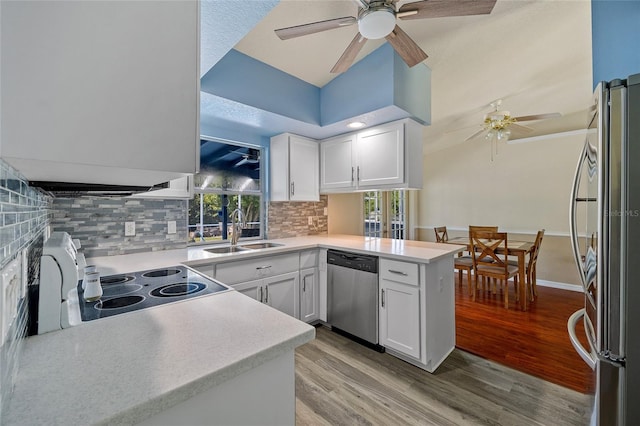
[536,279,583,292]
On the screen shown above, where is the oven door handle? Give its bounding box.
[567,308,596,370]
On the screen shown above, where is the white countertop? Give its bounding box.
[6,291,314,425]
[89,234,464,275]
[5,234,460,425]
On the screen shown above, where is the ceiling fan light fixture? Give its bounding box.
[358,7,396,40]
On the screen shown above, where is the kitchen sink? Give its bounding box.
[238,242,284,250]
[204,246,251,254]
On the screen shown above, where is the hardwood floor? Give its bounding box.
[454,276,595,394]
[296,326,593,425]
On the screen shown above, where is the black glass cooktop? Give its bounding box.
[77,265,228,322]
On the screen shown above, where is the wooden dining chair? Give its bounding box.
[434,226,448,243]
[435,226,475,293]
[470,231,520,309]
[508,229,545,301]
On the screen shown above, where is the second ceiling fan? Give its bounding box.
[274,0,497,74]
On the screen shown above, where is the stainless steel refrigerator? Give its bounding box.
[568,73,640,425]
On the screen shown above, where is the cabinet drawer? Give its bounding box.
[380,258,419,286]
[299,250,318,269]
[215,253,299,285]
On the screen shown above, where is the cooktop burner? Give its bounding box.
[150,282,206,298]
[77,265,229,322]
[100,275,135,285]
[142,268,181,278]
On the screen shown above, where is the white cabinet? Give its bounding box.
[300,267,319,323]
[379,258,421,359]
[1,1,199,187]
[270,134,319,201]
[319,119,423,193]
[233,272,299,319]
[320,134,356,190]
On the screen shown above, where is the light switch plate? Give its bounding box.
[168,221,177,234]
[308,216,313,225]
[125,221,136,236]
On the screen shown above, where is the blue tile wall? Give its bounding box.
[0,159,51,423]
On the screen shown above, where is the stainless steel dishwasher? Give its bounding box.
[327,249,382,351]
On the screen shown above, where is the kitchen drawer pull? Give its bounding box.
[256,265,272,270]
[388,269,408,276]
[357,166,360,181]
[351,167,355,182]
[381,289,385,307]
[259,286,263,303]
[291,181,295,196]
[265,285,269,304]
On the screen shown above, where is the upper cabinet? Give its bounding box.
[320,119,423,193]
[0,1,199,187]
[270,134,319,202]
[128,175,194,200]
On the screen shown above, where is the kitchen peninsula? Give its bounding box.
[5,235,461,425]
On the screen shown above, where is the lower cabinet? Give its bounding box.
[300,267,319,323]
[233,271,299,319]
[379,279,420,359]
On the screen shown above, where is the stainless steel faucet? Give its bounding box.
[230,208,244,246]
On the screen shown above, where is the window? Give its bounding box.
[188,138,264,244]
[364,190,407,240]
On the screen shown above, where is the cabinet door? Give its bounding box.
[300,268,319,323]
[289,136,319,201]
[233,279,264,303]
[264,272,299,319]
[320,135,355,191]
[379,279,420,359]
[356,122,404,188]
[2,1,198,182]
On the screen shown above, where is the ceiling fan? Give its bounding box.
[234,150,260,167]
[274,0,497,74]
[464,100,562,142]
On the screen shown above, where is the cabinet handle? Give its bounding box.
[357,166,360,182]
[256,265,272,270]
[381,289,385,307]
[291,181,295,196]
[259,286,263,303]
[265,285,269,304]
[302,276,306,292]
[351,167,355,183]
[388,269,408,276]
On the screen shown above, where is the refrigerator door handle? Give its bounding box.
[567,308,596,370]
[569,142,589,289]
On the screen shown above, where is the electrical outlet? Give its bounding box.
[323,207,328,215]
[125,221,136,236]
[167,221,177,235]
[308,216,313,225]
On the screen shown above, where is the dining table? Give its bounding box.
[445,236,535,311]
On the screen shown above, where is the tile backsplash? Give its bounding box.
[0,159,51,422]
[267,195,328,239]
[50,197,188,257]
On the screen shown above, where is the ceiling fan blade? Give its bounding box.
[464,128,486,142]
[275,16,356,40]
[398,0,497,20]
[331,33,367,74]
[385,25,428,67]
[513,112,562,122]
[510,123,534,132]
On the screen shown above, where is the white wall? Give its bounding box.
[418,134,584,234]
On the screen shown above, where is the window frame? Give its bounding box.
[188,137,265,246]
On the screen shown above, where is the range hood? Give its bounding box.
[30,181,169,197]
[5,157,188,197]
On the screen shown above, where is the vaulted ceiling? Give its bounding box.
[228,0,593,152]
